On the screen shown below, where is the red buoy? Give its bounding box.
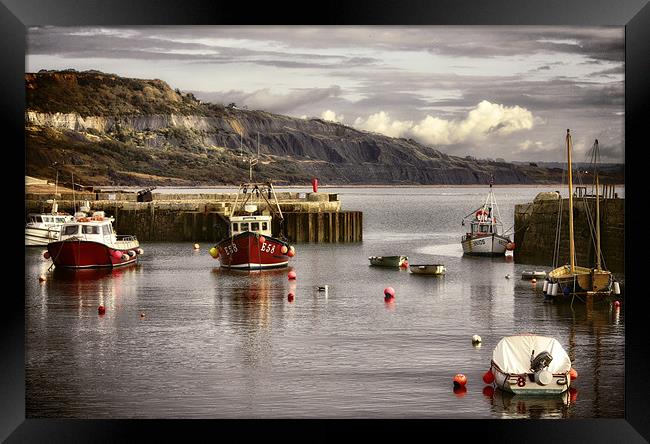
[112,250,122,259]
[98,305,106,315]
[288,270,297,280]
[281,245,288,254]
[569,387,578,403]
[482,386,495,398]
[259,236,266,244]
[569,368,578,380]
[384,287,395,298]
[400,260,409,269]
[312,177,318,193]
[453,374,467,388]
[288,292,295,302]
[483,370,495,384]
[287,246,296,258]
[506,242,516,251]
[43,251,50,259]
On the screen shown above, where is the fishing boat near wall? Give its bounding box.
[461,180,514,256]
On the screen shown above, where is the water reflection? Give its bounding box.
[490,388,572,419]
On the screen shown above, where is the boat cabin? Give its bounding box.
[27,213,73,226]
[470,221,499,235]
[59,220,117,244]
[229,215,273,237]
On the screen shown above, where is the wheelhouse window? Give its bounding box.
[251,222,260,231]
[82,225,100,234]
[63,225,80,235]
[102,224,112,235]
[262,222,268,231]
[240,223,249,231]
[232,223,239,232]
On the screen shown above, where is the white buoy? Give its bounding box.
[613,281,621,295]
[472,335,482,344]
[505,274,510,279]
[542,280,549,293]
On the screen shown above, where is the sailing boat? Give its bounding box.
[545,130,620,300]
[461,178,513,256]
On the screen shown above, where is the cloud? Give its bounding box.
[353,101,534,145]
[321,110,344,123]
[193,86,342,114]
[354,111,413,138]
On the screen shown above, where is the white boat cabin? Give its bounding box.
[59,220,117,244]
[229,215,273,237]
[27,213,73,226]
[469,220,500,236]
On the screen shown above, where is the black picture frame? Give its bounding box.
[4,0,649,441]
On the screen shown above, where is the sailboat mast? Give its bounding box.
[594,139,601,270]
[567,129,575,273]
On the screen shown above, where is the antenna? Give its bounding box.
[240,133,243,158]
[248,132,259,181]
[72,171,76,213]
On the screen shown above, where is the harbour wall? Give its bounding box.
[25,191,362,243]
[514,194,624,273]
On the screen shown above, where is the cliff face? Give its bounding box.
[26,70,568,186]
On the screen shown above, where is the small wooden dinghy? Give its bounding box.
[368,255,408,267]
[409,264,445,275]
[521,270,547,280]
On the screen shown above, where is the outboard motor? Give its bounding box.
[530,350,554,385]
[530,350,553,372]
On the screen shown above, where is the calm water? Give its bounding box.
[25,186,625,418]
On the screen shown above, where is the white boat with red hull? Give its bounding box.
[210,182,294,270]
[46,211,142,269]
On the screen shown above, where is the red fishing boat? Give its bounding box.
[46,211,142,268]
[209,182,295,270]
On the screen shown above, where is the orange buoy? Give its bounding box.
[288,270,297,280]
[287,246,296,258]
[482,370,495,384]
[506,242,515,251]
[453,374,467,388]
[400,260,409,269]
[288,292,295,302]
[482,385,495,398]
[281,245,288,254]
[259,236,266,244]
[569,368,578,380]
[98,305,106,315]
[43,251,50,259]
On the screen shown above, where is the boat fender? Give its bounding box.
[613,281,621,295]
[121,254,129,261]
[128,250,136,257]
[259,236,265,244]
[569,368,578,380]
[482,370,494,384]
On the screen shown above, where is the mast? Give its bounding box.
[594,139,601,270]
[567,129,575,273]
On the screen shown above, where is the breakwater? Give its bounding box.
[25,190,362,243]
[514,193,624,273]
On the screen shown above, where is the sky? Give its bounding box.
[26,26,625,163]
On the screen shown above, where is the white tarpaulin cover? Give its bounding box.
[492,335,572,374]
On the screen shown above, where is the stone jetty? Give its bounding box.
[25,183,362,243]
[514,189,624,273]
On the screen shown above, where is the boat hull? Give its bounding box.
[25,226,60,246]
[491,363,570,395]
[47,240,139,268]
[409,264,445,275]
[461,234,509,256]
[546,265,613,299]
[216,232,289,270]
[369,256,407,267]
